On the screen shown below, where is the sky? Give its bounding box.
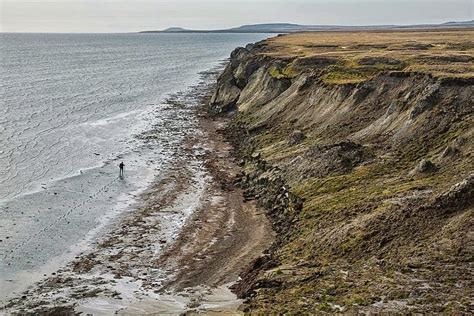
[1,0,473,33]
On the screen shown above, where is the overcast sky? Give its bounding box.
[1,0,473,33]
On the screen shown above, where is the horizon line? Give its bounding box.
[1,19,472,34]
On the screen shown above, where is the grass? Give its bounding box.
[233,30,474,313]
[261,29,474,83]
[268,64,299,79]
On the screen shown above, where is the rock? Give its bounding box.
[237,64,291,110]
[234,58,261,89]
[288,130,305,145]
[245,43,255,51]
[358,56,401,65]
[439,145,459,160]
[435,174,474,209]
[251,152,261,160]
[454,136,467,147]
[352,82,375,103]
[294,56,338,68]
[293,198,304,212]
[209,64,241,114]
[293,141,372,179]
[385,101,401,116]
[414,159,437,174]
[254,279,282,289]
[230,46,249,61]
[231,255,278,299]
[404,92,412,101]
[410,83,440,119]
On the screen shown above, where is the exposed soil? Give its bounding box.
[210,31,473,313]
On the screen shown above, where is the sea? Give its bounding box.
[0,32,270,302]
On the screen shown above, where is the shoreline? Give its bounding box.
[2,66,274,314]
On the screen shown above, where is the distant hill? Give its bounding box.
[162,27,187,32]
[139,20,474,34]
[230,23,306,32]
[442,20,474,26]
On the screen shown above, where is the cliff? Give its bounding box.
[210,30,473,313]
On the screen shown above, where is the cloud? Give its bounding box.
[1,0,472,33]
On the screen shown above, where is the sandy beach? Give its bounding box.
[1,68,274,314]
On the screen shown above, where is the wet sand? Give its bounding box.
[1,70,274,314]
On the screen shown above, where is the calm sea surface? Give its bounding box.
[0,33,270,301]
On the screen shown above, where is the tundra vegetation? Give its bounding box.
[210,29,473,313]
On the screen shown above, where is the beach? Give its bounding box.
[1,65,274,314]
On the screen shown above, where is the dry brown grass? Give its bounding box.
[262,29,474,83]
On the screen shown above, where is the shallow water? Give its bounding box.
[0,32,271,302]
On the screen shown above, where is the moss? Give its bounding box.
[343,293,371,306]
[322,65,369,84]
[388,289,411,300]
[230,35,473,312]
[316,301,333,312]
[340,234,364,253]
[264,30,474,79]
[268,64,298,79]
[321,58,408,84]
[268,66,282,78]
[282,64,299,78]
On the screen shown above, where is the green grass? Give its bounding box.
[321,59,407,84]
[269,64,299,79]
[263,29,474,81]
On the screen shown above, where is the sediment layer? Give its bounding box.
[210,30,474,313]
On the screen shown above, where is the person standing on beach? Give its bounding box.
[119,162,125,176]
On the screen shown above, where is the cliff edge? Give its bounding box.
[210,30,473,313]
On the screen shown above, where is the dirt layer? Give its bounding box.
[210,31,473,314]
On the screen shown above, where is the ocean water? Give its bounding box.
[0,32,270,301]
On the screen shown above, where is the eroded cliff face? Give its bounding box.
[211,42,474,313]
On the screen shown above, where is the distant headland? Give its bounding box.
[140,21,474,33]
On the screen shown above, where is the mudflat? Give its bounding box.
[2,70,274,314]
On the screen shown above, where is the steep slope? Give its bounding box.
[210,30,473,313]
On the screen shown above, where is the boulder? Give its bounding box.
[435,174,474,209]
[209,64,241,114]
[410,83,440,119]
[290,141,373,179]
[288,130,305,145]
[251,152,261,160]
[358,56,402,65]
[439,145,460,160]
[413,159,437,174]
